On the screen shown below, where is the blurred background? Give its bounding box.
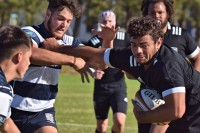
[0,0,199,44]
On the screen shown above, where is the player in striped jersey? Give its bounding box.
[10,0,92,133]
[86,10,130,133]
[0,25,32,133]
[139,0,200,132]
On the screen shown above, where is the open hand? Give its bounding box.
[91,24,120,42]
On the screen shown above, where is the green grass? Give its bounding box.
[55,67,140,133]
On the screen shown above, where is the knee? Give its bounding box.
[112,117,126,133]
[96,120,108,133]
[113,121,125,133]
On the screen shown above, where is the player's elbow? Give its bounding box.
[172,105,186,119]
[0,121,9,132]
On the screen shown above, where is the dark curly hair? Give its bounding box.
[141,0,174,23]
[127,16,164,43]
[47,0,82,18]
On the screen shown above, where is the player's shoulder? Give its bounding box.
[63,34,82,46]
[116,30,127,40]
[168,23,184,36]
[21,26,39,38]
[89,35,101,45]
[168,23,190,36]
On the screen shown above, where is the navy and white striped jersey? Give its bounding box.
[11,23,82,112]
[103,45,200,132]
[164,22,199,58]
[86,31,130,83]
[0,67,13,126]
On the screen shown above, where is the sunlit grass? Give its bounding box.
[55,66,140,133]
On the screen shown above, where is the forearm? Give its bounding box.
[135,107,172,123]
[54,46,104,60]
[135,93,185,123]
[39,45,107,69]
[31,47,75,66]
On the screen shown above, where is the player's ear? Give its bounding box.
[46,10,51,19]
[156,37,163,50]
[13,52,23,64]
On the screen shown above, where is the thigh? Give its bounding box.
[93,84,110,120]
[111,85,127,114]
[34,126,58,133]
[113,112,126,124]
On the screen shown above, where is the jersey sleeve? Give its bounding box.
[85,35,102,48]
[183,30,200,58]
[22,28,41,48]
[156,60,186,97]
[104,47,133,71]
[0,90,12,126]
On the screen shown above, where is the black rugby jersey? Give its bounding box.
[86,31,130,83]
[164,23,199,58]
[104,45,200,132]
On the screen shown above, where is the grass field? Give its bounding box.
[55,67,140,133]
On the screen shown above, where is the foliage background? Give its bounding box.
[0,0,200,43]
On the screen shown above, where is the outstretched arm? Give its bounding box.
[50,45,108,70]
[31,44,93,83]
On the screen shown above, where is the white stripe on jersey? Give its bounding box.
[0,92,12,119]
[63,35,73,45]
[179,27,182,35]
[104,48,114,68]
[22,26,44,46]
[0,85,11,90]
[134,57,137,66]
[175,27,178,35]
[162,86,186,97]
[187,46,200,59]
[91,37,100,45]
[172,26,182,36]
[167,22,171,30]
[116,32,125,40]
[18,66,60,85]
[130,56,133,67]
[172,27,175,35]
[12,94,55,112]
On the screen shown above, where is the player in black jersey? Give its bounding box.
[85,10,130,133]
[47,16,200,133]
[0,26,32,133]
[139,0,200,132]
[141,0,200,72]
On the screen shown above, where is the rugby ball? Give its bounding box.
[133,88,169,125]
[134,88,165,111]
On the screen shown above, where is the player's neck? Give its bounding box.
[162,25,168,35]
[0,62,15,82]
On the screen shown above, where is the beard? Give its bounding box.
[47,17,63,39]
[161,19,168,29]
[47,17,55,37]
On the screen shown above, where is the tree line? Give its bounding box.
[0,0,199,43]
